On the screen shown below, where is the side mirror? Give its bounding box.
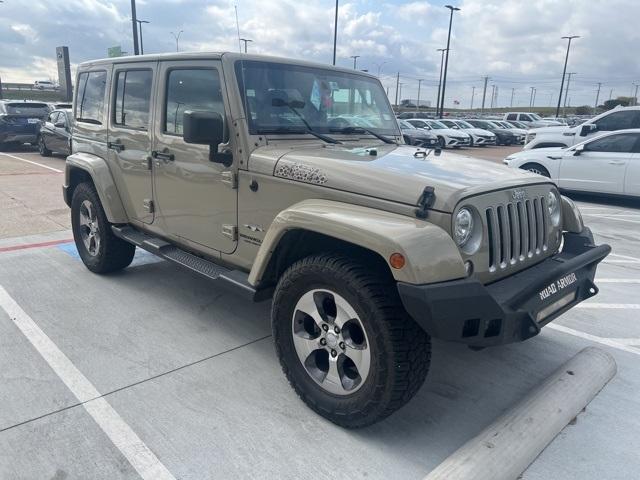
[580,124,597,136]
[183,110,230,166]
[573,144,585,156]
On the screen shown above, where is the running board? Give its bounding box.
[111,225,266,302]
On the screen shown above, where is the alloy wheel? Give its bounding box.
[78,199,101,256]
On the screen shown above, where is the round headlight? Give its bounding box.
[547,191,561,226]
[454,208,474,246]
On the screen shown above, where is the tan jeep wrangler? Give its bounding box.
[63,52,610,428]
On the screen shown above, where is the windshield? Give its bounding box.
[456,120,473,128]
[426,120,447,129]
[529,113,542,120]
[235,60,399,136]
[399,120,416,129]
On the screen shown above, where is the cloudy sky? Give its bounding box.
[1,0,638,108]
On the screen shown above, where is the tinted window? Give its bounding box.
[594,110,640,131]
[76,71,107,124]
[5,103,50,117]
[165,69,224,135]
[114,70,153,129]
[57,112,67,126]
[520,114,532,121]
[507,114,516,120]
[585,133,639,153]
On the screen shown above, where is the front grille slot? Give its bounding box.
[486,195,550,272]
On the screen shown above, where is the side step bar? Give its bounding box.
[112,225,269,302]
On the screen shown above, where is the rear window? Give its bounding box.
[75,70,107,125]
[113,70,153,129]
[5,103,50,117]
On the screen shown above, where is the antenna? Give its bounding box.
[235,5,241,52]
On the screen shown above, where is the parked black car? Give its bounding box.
[398,120,439,147]
[466,119,519,146]
[0,100,50,150]
[38,109,72,156]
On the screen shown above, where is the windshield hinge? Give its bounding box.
[220,171,238,189]
[415,186,435,219]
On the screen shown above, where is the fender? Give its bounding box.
[64,152,128,224]
[248,199,466,286]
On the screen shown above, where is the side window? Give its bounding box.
[507,114,517,120]
[520,114,532,121]
[164,68,223,135]
[75,71,107,124]
[585,133,639,153]
[48,112,59,123]
[58,112,67,126]
[594,110,640,131]
[113,70,153,129]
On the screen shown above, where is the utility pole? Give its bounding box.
[594,82,602,113]
[332,0,339,65]
[439,5,461,117]
[398,83,404,104]
[235,5,242,52]
[171,30,183,52]
[490,84,496,109]
[563,72,575,116]
[529,87,535,108]
[131,0,140,55]
[633,83,639,106]
[416,79,423,111]
[532,88,537,107]
[470,86,476,110]
[239,38,252,53]
[510,88,515,107]
[556,35,580,117]
[394,72,400,107]
[494,86,499,108]
[350,55,360,69]
[480,76,489,113]
[136,19,149,55]
[436,48,446,116]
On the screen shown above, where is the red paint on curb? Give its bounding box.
[0,238,73,253]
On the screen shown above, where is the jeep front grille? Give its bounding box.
[485,197,548,272]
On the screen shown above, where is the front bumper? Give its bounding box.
[397,228,610,347]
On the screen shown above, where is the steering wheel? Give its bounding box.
[328,117,352,129]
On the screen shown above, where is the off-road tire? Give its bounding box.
[272,253,431,428]
[38,135,52,157]
[521,163,550,177]
[71,182,135,273]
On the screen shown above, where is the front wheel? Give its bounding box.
[437,136,446,149]
[38,135,52,157]
[71,182,135,273]
[272,253,431,428]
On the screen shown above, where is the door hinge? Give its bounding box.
[220,171,238,189]
[222,224,238,241]
[143,199,154,214]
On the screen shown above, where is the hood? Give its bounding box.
[435,128,469,138]
[507,146,565,160]
[531,120,563,127]
[464,128,495,136]
[530,124,575,135]
[260,143,549,213]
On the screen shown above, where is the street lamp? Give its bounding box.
[374,61,388,77]
[136,19,149,55]
[350,55,360,69]
[332,0,339,65]
[435,48,447,116]
[239,38,253,53]
[170,30,183,52]
[439,5,460,117]
[555,35,580,117]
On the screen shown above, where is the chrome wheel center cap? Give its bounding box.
[325,332,338,348]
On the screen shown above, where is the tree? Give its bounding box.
[602,96,633,110]
[574,105,591,115]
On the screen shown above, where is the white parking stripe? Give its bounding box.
[0,286,176,480]
[583,214,640,225]
[548,324,640,356]
[0,152,63,173]
[610,253,640,262]
[603,259,640,264]
[596,279,640,284]
[576,303,640,309]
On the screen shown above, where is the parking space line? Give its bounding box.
[548,324,640,357]
[0,286,176,480]
[583,214,640,225]
[0,152,63,173]
[596,279,640,284]
[576,303,640,309]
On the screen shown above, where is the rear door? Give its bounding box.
[41,112,58,147]
[558,133,639,194]
[151,59,237,253]
[54,111,71,153]
[107,63,156,224]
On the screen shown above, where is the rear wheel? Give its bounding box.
[272,253,431,428]
[38,135,52,157]
[71,182,135,273]
[437,136,446,149]
[521,163,550,177]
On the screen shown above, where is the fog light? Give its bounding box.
[464,260,474,277]
[389,253,405,269]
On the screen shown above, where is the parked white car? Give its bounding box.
[34,80,59,91]
[524,106,640,150]
[504,129,640,197]
[503,112,563,128]
[406,119,471,148]
[439,119,496,146]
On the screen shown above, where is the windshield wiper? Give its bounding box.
[268,98,341,144]
[329,126,397,144]
[256,126,341,144]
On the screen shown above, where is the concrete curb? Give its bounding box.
[424,347,617,480]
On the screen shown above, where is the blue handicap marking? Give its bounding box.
[57,242,164,267]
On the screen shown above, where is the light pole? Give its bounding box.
[374,61,387,77]
[556,35,580,117]
[470,86,475,110]
[350,55,360,69]
[435,48,447,116]
[240,38,253,53]
[170,30,183,52]
[416,79,423,111]
[130,0,139,55]
[136,19,149,55]
[332,0,339,65]
[439,5,460,117]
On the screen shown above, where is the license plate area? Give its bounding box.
[535,291,577,322]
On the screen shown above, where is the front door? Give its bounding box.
[151,60,237,253]
[559,132,639,194]
[107,62,156,224]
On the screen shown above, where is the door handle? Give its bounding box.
[107,141,125,152]
[608,160,626,165]
[151,151,175,161]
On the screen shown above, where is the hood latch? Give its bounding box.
[415,186,435,219]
